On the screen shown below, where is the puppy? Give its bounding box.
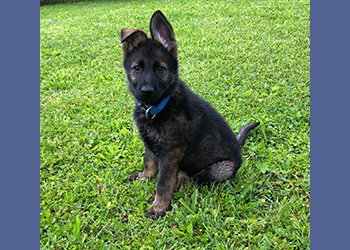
[121,10,259,220]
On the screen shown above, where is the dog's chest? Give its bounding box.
[139,122,163,142]
[135,115,165,154]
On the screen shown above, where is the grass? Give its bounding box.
[40,0,310,249]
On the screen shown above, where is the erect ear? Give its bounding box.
[120,29,148,58]
[150,10,178,58]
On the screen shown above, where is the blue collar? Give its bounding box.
[136,95,171,119]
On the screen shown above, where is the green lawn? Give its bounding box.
[40,0,310,249]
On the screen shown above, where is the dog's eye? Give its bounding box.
[133,65,141,72]
[156,65,166,73]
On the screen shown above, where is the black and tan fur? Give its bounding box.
[121,11,259,220]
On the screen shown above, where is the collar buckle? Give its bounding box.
[145,107,156,119]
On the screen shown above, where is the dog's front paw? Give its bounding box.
[146,207,166,220]
[129,173,140,183]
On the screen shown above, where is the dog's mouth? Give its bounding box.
[135,92,162,106]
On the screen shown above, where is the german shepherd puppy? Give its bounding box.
[121,10,259,220]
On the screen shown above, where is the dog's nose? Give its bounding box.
[141,85,154,95]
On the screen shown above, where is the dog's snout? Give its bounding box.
[141,85,154,95]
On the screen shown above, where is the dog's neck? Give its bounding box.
[136,95,171,119]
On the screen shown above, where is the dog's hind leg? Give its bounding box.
[129,148,158,183]
[192,161,239,184]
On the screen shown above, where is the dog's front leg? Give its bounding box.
[146,152,181,220]
[129,147,158,183]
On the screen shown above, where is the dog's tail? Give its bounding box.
[236,122,260,147]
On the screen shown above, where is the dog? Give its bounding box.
[120,10,259,220]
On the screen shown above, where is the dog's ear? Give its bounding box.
[150,10,178,58]
[121,29,148,58]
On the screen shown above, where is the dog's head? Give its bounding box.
[121,11,178,105]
